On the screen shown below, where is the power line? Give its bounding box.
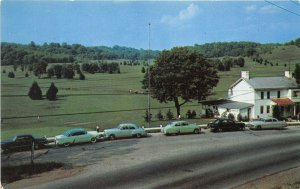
[264,0,300,17]
[289,0,300,8]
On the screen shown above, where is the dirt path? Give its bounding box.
[2,166,86,189]
[234,167,300,189]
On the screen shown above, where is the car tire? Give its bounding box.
[109,135,116,140]
[91,137,97,143]
[218,128,223,132]
[63,143,70,147]
[34,144,39,150]
[136,133,142,138]
[194,129,200,134]
[257,125,262,130]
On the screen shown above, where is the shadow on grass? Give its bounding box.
[1,162,64,184]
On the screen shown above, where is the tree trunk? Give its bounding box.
[174,97,181,118]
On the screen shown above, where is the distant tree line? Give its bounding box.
[209,57,245,71]
[286,38,300,48]
[81,62,120,74]
[1,42,160,66]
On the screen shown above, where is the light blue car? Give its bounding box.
[55,128,103,147]
[104,123,147,140]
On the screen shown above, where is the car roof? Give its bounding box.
[171,120,188,124]
[64,128,86,134]
[118,123,137,127]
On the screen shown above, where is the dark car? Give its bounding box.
[208,118,245,132]
[1,135,48,153]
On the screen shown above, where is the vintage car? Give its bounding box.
[163,121,200,135]
[208,118,245,132]
[103,123,146,140]
[55,128,103,147]
[248,118,287,130]
[1,134,48,153]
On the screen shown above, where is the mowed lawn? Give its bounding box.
[1,52,299,139]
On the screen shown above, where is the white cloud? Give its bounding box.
[245,5,257,13]
[161,3,200,26]
[259,5,278,13]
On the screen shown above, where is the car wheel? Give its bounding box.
[257,125,262,130]
[194,129,200,134]
[91,137,97,143]
[218,128,223,132]
[136,133,142,138]
[109,135,116,140]
[63,143,70,147]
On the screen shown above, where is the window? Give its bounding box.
[277,91,281,98]
[267,91,270,99]
[261,92,264,99]
[267,105,270,113]
[260,106,264,114]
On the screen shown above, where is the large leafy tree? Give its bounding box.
[142,47,219,117]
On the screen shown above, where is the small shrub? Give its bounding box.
[166,109,174,120]
[8,72,15,78]
[243,116,249,122]
[228,113,235,121]
[237,114,243,122]
[186,110,192,119]
[3,69,6,73]
[191,110,197,119]
[141,67,146,73]
[25,72,29,77]
[144,109,152,122]
[156,110,164,121]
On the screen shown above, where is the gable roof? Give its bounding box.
[231,77,298,90]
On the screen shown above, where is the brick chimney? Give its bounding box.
[241,71,250,80]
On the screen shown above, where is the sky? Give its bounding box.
[1,1,300,50]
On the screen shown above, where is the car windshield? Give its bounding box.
[213,119,220,124]
[63,131,71,136]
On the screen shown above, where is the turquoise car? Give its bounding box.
[163,121,201,135]
[55,128,103,147]
[104,123,147,140]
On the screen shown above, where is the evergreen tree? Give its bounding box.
[46,82,58,101]
[294,64,300,84]
[156,110,164,121]
[166,109,174,120]
[141,67,146,73]
[28,81,42,100]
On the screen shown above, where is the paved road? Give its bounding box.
[3,128,300,189]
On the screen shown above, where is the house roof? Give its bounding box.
[201,99,253,110]
[230,77,299,90]
[218,101,253,110]
[271,98,294,106]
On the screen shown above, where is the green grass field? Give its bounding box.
[1,46,300,140]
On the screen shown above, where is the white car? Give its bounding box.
[248,118,287,130]
[104,123,146,140]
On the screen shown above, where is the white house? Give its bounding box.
[202,71,300,120]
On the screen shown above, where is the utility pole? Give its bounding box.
[147,23,151,128]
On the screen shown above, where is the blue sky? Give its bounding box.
[1,1,300,50]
